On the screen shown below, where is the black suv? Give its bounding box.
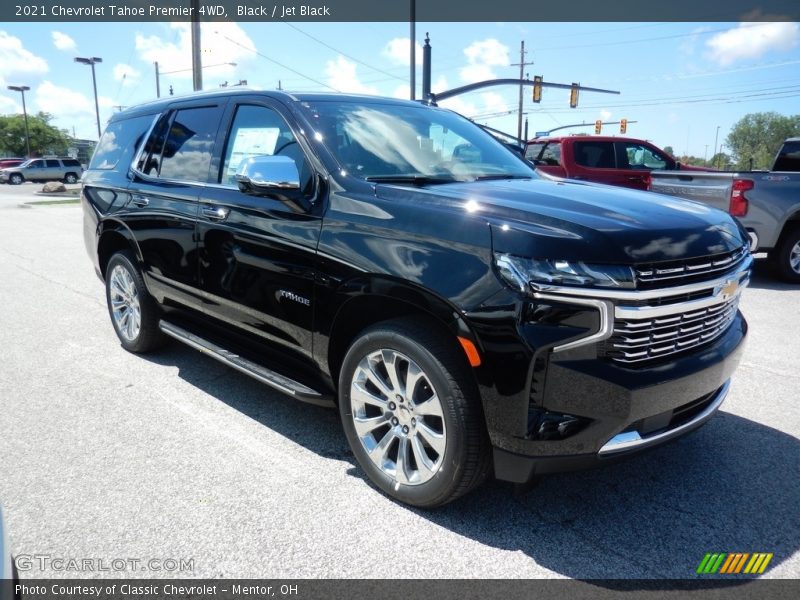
[82,90,750,507]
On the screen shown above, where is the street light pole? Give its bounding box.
[7,85,31,157]
[713,125,720,166]
[154,61,161,98]
[75,56,103,139]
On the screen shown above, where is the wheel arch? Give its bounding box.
[97,220,144,280]
[325,279,481,394]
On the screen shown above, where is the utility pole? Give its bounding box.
[7,85,31,157]
[154,61,160,98]
[511,41,534,140]
[190,0,202,91]
[409,0,416,100]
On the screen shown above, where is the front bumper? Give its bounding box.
[467,252,751,483]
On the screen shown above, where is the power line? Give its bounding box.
[218,32,339,91]
[282,22,406,82]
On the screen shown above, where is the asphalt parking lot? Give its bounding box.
[0,182,798,580]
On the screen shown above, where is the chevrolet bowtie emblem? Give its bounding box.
[718,279,739,299]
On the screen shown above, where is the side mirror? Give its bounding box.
[234,155,311,211]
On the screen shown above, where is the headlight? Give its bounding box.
[495,253,635,290]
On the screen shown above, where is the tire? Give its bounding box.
[64,173,78,184]
[772,225,800,283]
[104,251,166,353]
[338,317,491,507]
[8,173,23,185]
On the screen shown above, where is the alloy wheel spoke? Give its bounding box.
[414,394,444,418]
[381,350,405,396]
[353,414,390,438]
[351,380,388,410]
[410,435,436,474]
[369,427,398,463]
[405,362,425,403]
[395,436,410,484]
[416,421,446,456]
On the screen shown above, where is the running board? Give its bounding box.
[158,320,334,407]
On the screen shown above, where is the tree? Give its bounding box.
[726,112,800,170]
[709,152,731,170]
[0,111,71,157]
[663,145,675,158]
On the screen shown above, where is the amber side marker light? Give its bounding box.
[457,336,482,367]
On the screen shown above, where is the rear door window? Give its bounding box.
[773,141,800,171]
[46,160,60,168]
[573,141,616,168]
[156,106,225,182]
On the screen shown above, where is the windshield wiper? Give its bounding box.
[473,174,533,181]
[365,175,458,186]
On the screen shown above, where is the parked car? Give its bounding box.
[82,90,750,507]
[0,505,16,598]
[0,157,83,185]
[0,158,25,170]
[649,138,800,282]
[525,135,709,190]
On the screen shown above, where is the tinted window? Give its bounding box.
[773,141,800,171]
[154,106,223,182]
[539,142,562,166]
[619,142,668,169]
[525,142,545,161]
[62,159,82,167]
[91,114,157,170]
[46,160,60,168]
[574,142,616,169]
[220,104,314,195]
[300,101,532,181]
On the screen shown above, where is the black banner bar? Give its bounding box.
[3,0,800,22]
[5,579,800,600]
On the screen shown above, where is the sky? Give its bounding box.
[1,20,798,159]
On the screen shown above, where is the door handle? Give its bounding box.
[131,194,149,207]
[202,206,230,221]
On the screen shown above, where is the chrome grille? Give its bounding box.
[603,294,740,364]
[635,246,748,288]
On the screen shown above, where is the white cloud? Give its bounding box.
[383,38,423,66]
[0,95,20,114]
[35,81,96,116]
[324,56,378,95]
[600,109,612,121]
[459,39,510,83]
[113,63,141,88]
[0,31,48,78]
[440,91,509,120]
[706,22,799,66]
[52,31,76,52]
[135,23,254,79]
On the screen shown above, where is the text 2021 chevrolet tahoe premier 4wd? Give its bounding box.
[82,90,751,507]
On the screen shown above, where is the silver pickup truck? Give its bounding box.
[649,138,800,282]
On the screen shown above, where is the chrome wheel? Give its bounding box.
[790,241,800,274]
[350,349,446,486]
[109,264,141,342]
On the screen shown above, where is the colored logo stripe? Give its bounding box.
[697,553,773,574]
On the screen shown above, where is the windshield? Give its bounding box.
[299,100,535,182]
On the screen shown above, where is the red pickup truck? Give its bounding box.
[525,135,708,190]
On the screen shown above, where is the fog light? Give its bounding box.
[527,409,591,440]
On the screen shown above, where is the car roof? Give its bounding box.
[109,89,428,122]
[527,135,653,145]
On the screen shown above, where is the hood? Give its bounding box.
[374,177,747,264]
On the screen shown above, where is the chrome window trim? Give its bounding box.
[129,112,163,180]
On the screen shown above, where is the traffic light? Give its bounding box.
[532,75,543,103]
[595,120,602,134]
[620,118,628,134]
[569,83,579,108]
